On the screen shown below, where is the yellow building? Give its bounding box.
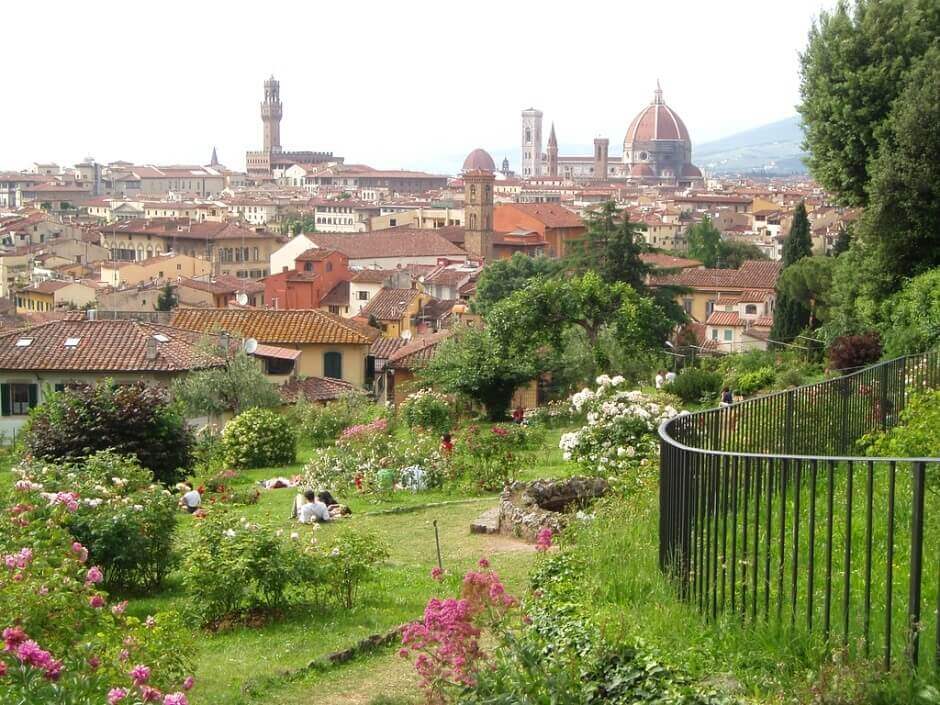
[100,253,212,287]
[170,308,379,388]
[16,280,97,313]
[359,287,434,339]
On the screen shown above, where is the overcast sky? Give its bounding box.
[3,0,833,175]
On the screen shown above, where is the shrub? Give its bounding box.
[452,425,522,491]
[665,368,723,404]
[861,390,940,459]
[828,332,882,372]
[22,381,194,485]
[400,389,453,435]
[732,365,776,396]
[524,399,578,428]
[222,408,296,469]
[1,479,195,701]
[290,392,377,447]
[324,528,390,609]
[880,268,940,357]
[14,451,177,590]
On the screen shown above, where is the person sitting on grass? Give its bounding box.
[440,432,454,454]
[178,483,201,514]
[297,489,331,524]
[317,490,351,518]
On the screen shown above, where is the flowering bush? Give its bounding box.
[222,408,296,469]
[523,399,579,428]
[1,480,194,703]
[450,425,522,492]
[560,376,682,484]
[324,527,390,609]
[13,451,177,590]
[289,392,380,447]
[400,389,453,435]
[400,564,519,702]
[339,417,389,443]
[21,380,194,485]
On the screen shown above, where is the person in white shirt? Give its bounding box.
[179,484,201,514]
[655,370,665,389]
[665,370,677,385]
[297,489,331,524]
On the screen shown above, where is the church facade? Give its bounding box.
[522,84,703,188]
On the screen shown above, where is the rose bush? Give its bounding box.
[289,392,380,447]
[451,425,522,491]
[222,408,296,469]
[400,389,453,435]
[13,451,177,590]
[560,376,683,485]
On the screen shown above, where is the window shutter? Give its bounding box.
[0,384,9,417]
[28,384,38,409]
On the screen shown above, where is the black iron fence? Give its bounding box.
[658,350,940,671]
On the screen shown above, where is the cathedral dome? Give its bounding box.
[462,148,496,173]
[681,163,703,178]
[625,85,690,143]
[630,164,655,177]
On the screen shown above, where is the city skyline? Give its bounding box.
[3,0,833,173]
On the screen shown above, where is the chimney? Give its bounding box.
[145,336,158,361]
[86,308,97,321]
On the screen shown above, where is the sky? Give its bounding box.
[2,0,834,176]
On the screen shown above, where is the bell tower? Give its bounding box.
[261,75,283,152]
[463,167,494,261]
[521,108,543,177]
[547,123,559,177]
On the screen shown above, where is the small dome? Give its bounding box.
[630,164,655,177]
[462,148,496,173]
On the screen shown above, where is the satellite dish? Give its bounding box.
[243,337,258,354]
[236,291,249,306]
[400,329,413,341]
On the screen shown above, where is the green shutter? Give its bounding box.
[0,384,9,417]
[28,384,38,409]
[324,352,342,379]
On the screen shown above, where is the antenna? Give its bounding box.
[236,291,249,306]
[243,337,258,354]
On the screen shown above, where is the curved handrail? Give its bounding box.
[658,349,940,463]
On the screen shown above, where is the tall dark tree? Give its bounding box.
[154,283,177,312]
[686,215,722,268]
[782,202,812,266]
[831,223,852,256]
[799,0,940,206]
[716,240,769,269]
[567,201,649,292]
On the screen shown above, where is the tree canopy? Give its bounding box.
[566,201,649,292]
[173,348,282,416]
[771,202,814,344]
[776,256,835,328]
[471,253,564,314]
[155,283,177,312]
[781,202,812,266]
[686,216,722,268]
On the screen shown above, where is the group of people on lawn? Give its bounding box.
[174,481,348,524]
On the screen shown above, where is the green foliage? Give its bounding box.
[881,269,940,357]
[451,424,522,491]
[828,332,882,372]
[222,407,296,468]
[326,527,390,609]
[798,0,940,206]
[832,224,852,256]
[777,256,835,327]
[421,325,536,421]
[770,291,810,346]
[22,380,194,485]
[861,390,940,459]
[731,366,776,397]
[686,216,722,268]
[715,239,769,269]
[288,392,376,447]
[399,388,453,435]
[665,368,723,404]
[820,240,883,341]
[471,253,563,314]
[567,200,650,292]
[782,202,813,266]
[173,349,282,416]
[155,282,177,311]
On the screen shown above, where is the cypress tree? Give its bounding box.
[782,202,812,266]
[771,201,813,345]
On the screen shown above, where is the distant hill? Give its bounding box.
[694,116,807,175]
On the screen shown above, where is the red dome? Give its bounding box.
[630,164,655,177]
[625,86,691,143]
[681,164,703,178]
[462,148,495,173]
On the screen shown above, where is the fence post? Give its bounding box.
[907,461,926,669]
[784,392,794,455]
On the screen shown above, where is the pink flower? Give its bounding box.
[85,565,104,585]
[88,655,101,670]
[50,491,79,512]
[3,626,26,652]
[492,426,508,436]
[163,693,189,705]
[535,527,553,552]
[16,640,53,669]
[108,687,128,704]
[430,567,443,581]
[144,616,156,629]
[397,648,409,658]
[43,658,63,681]
[477,557,490,569]
[71,542,88,563]
[89,595,105,609]
[119,649,129,662]
[38,585,48,596]
[4,548,33,570]
[111,600,128,616]
[140,686,162,702]
[182,676,195,690]
[131,664,151,685]
[0,660,6,677]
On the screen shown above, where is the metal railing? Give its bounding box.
[658,350,940,671]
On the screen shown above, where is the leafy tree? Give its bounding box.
[831,223,852,256]
[716,239,769,269]
[782,202,812,266]
[828,331,883,371]
[820,239,882,341]
[173,348,282,416]
[22,380,194,485]
[420,326,536,421]
[770,294,811,347]
[776,256,835,328]
[799,0,940,206]
[880,268,940,357]
[859,47,940,293]
[567,201,649,292]
[686,216,722,268]
[155,282,177,311]
[471,253,563,314]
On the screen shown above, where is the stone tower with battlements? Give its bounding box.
[261,76,283,152]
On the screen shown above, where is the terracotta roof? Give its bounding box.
[280,376,357,403]
[753,315,774,327]
[387,330,451,370]
[360,288,421,321]
[462,149,496,173]
[350,269,398,284]
[309,230,467,259]
[178,275,264,295]
[320,280,350,306]
[296,248,341,262]
[651,260,781,291]
[0,320,224,372]
[170,308,378,345]
[706,311,745,327]
[640,253,702,270]
[369,336,407,359]
[20,280,80,294]
[251,344,301,361]
[497,203,583,228]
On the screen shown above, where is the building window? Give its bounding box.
[706,300,716,315]
[723,329,733,342]
[357,291,369,301]
[265,357,294,376]
[1,383,38,416]
[745,304,758,315]
[304,262,313,272]
[682,298,693,314]
[329,304,340,315]
[323,351,342,379]
[711,329,718,341]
